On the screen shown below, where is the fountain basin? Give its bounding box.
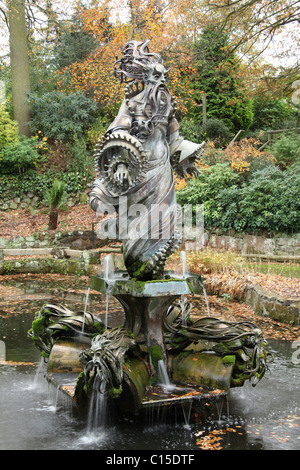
[46,340,233,414]
[89,271,203,296]
[33,268,268,419]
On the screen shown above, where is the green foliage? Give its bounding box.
[0,168,93,201]
[53,13,98,69]
[176,163,242,205]
[86,114,112,147]
[0,137,40,174]
[178,117,232,146]
[0,105,19,153]
[176,163,300,234]
[267,133,300,168]
[69,136,92,172]
[237,165,300,233]
[178,117,203,142]
[250,97,299,131]
[44,179,68,209]
[189,27,254,132]
[27,91,97,143]
[204,118,232,145]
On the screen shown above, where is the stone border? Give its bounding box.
[0,247,122,276]
[186,232,300,256]
[204,274,299,326]
[1,230,299,256]
[245,283,299,326]
[0,230,102,251]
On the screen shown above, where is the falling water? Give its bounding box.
[103,255,115,330]
[202,284,210,316]
[47,384,60,413]
[180,251,187,279]
[81,287,90,334]
[214,396,230,425]
[0,340,5,361]
[105,293,110,330]
[26,358,44,390]
[87,376,109,430]
[104,254,114,281]
[158,360,175,392]
[181,401,193,429]
[200,279,210,316]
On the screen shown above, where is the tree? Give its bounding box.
[45,179,68,230]
[204,0,300,96]
[189,26,254,132]
[205,0,300,53]
[53,7,99,69]
[7,0,31,136]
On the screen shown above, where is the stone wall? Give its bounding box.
[1,230,299,257]
[0,230,109,251]
[186,232,300,257]
[0,193,40,211]
[0,192,80,211]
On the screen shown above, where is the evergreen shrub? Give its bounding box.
[27,91,97,143]
[176,163,300,233]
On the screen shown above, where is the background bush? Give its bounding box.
[0,137,40,174]
[176,163,300,234]
[0,168,93,201]
[0,105,19,154]
[204,118,232,145]
[267,133,300,169]
[27,91,97,143]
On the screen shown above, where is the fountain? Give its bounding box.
[29,40,270,423]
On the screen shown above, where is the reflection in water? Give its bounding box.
[0,277,299,450]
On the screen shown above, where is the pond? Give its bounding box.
[0,275,299,451]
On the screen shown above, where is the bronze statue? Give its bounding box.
[29,41,270,410]
[90,40,205,280]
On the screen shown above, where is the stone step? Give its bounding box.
[2,247,121,257]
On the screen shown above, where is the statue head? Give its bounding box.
[113,40,168,85]
[146,63,168,86]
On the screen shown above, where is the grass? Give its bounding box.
[166,248,300,278]
[243,261,300,278]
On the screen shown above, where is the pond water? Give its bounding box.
[0,277,299,451]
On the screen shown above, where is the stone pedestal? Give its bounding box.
[89,272,203,369]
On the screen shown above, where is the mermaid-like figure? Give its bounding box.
[90,40,205,280]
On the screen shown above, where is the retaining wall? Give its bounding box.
[1,230,299,257]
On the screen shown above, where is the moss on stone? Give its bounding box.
[222,355,236,367]
[148,344,163,368]
[109,386,123,398]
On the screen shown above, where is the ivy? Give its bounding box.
[0,168,93,200]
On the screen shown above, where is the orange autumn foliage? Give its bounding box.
[224,137,275,173]
[54,0,211,114]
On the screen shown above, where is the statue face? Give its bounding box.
[146,64,167,86]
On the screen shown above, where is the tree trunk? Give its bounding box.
[8,0,31,137]
[48,209,58,230]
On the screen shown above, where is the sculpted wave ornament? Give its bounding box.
[90,40,205,280]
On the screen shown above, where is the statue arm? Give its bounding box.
[167,117,206,178]
[103,100,134,189]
